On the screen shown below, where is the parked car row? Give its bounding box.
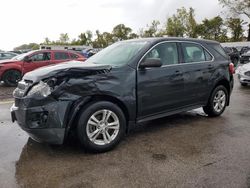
[0,51,18,60]
[81,48,102,58]
[0,50,86,86]
[237,63,250,86]
[224,46,250,66]
[223,47,240,66]
[240,50,250,64]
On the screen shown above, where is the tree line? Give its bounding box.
[14,0,250,50]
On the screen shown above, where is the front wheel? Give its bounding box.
[77,101,126,153]
[3,70,21,87]
[203,85,228,117]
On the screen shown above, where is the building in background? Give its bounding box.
[40,45,91,52]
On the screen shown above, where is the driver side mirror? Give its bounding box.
[139,58,162,69]
[23,56,32,62]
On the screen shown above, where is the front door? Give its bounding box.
[22,52,51,74]
[137,42,185,120]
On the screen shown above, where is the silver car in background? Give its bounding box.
[237,63,250,86]
[0,52,18,60]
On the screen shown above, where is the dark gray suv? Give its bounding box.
[11,38,234,152]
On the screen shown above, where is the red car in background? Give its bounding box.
[0,50,86,86]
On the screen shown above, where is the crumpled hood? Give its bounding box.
[23,61,112,83]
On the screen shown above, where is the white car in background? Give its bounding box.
[237,63,250,86]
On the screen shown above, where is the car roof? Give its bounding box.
[126,37,219,45]
[28,49,82,54]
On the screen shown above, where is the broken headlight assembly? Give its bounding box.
[27,81,52,98]
[26,78,58,98]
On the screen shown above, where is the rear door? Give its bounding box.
[180,42,214,105]
[22,52,51,74]
[137,42,185,120]
[51,51,71,65]
[69,52,86,61]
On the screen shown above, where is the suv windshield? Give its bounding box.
[11,51,35,61]
[85,41,148,66]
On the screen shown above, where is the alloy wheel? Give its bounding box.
[86,109,120,146]
[213,90,226,113]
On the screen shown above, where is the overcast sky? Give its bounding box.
[0,0,225,50]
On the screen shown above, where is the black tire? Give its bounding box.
[241,83,248,87]
[203,85,228,117]
[2,70,21,87]
[77,101,126,153]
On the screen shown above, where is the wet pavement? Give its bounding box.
[0,80,250,188]
[0,82,15,100]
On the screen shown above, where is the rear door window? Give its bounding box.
[54,52,70,60]
[208,43,228,59]
[181,43,213,63]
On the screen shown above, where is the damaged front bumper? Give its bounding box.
[11,97,72,145]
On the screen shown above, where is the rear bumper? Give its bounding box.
[11,99,71,145]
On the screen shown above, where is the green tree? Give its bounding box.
[186,8,197,38]
[165,14,186,37]
[43,37,51,45]
[59,33,70,44]
[197,16,228,42]
[112,24,132,41]
[219,0,250,17]
[141,20,161,37]
[227,17,244,41]
[92,30,106,48]
[219,0,250,40]
[128,33,139,39]
[14,43,40,51]
[78,30,93,46]
[165,7,197,37]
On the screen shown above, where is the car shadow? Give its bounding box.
[15,109,227,187]
[16,109,208,156]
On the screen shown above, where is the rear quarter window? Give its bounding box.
[70,53,79,59]
[208,43,228,60]
[54,52,70,60]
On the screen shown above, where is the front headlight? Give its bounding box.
[27,81,52,97]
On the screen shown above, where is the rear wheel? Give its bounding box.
[77,101,126,153]
[241,83,248,87]
[2,70,21,87]
[203,85,228,117]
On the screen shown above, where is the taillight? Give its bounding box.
[229,63,235,74]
